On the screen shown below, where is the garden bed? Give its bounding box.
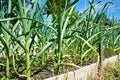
[44,54,120,80]
[0,0,120,80]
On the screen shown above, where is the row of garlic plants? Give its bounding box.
[0,0,120,79]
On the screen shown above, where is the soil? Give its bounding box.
[31,52,120,80]
[0,52,119,80]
